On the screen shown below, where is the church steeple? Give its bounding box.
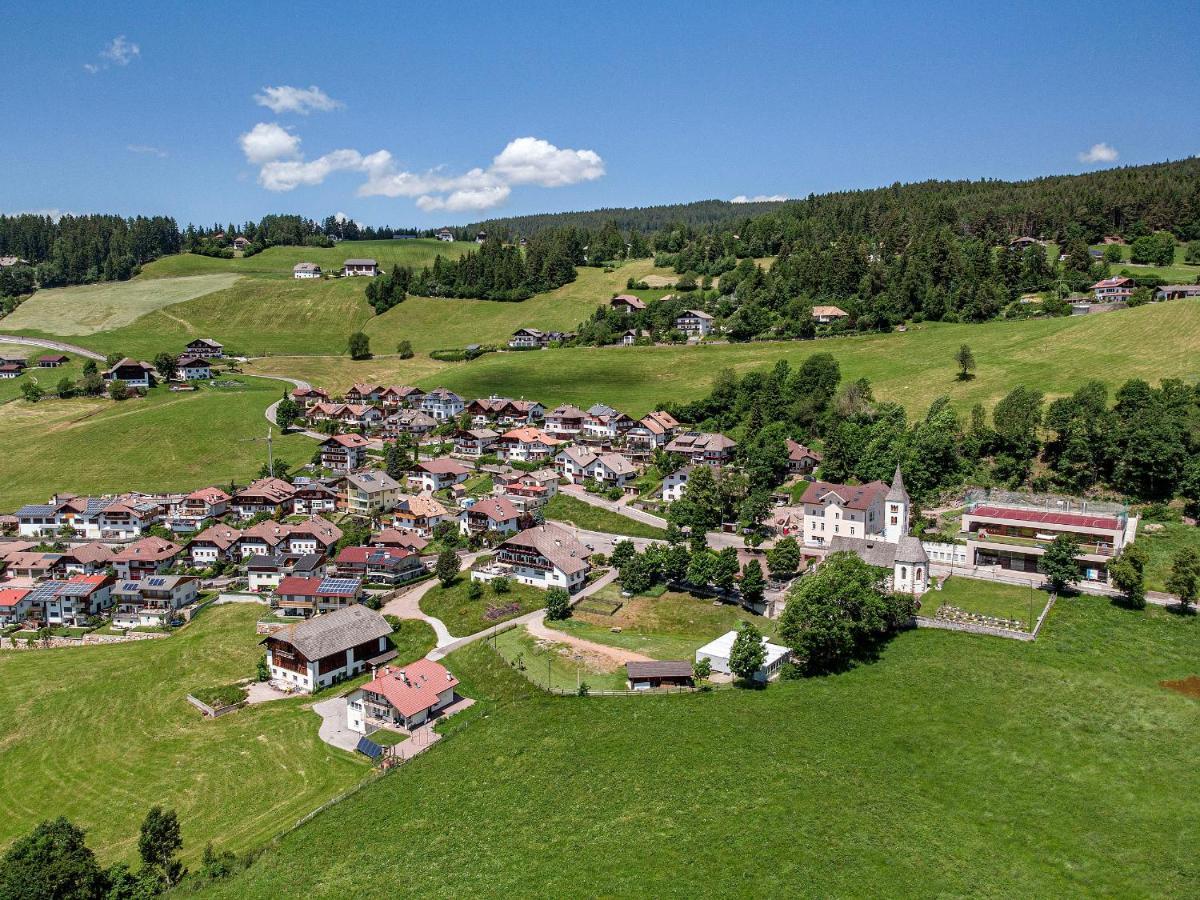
[884,465,909,543]
[886,465,908,504]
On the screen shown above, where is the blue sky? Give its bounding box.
[3,1,1197,227]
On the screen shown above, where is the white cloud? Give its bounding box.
[731,194,789,203]
[85,35,139,73]
[254,85,342,115]
[1078,142,1118,164]
[239,123,301,165]
[258,148,364,191]
[416,185,512,212]
[490,137,605,187]
[127,144,167,158]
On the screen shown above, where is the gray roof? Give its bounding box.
[264,604,390,660]
[895,535,928,564]
[343,258,377,266]
[828,536,900,568]
[885,466,909,504]
[500,524,590,575]
[626,660,693,679]
[345,470,401,494]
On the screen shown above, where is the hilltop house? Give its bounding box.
[346,659,460,734]
[472,523,591,593]
[342,258,378,277]
[610,294,647,314]
[262,604,393,692]
[186,338,223,359]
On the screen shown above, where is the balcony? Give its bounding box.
[968,531,1115,557]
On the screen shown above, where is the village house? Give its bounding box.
[370,528,429,554]
[960,493,1135,584]
[332,546,425,585]
[674,309,714,338]
[472,523,591,593]
[436,227,454,242]
[342,258,378,277]
[800,479,888,547]
[786,439,822,476]
[246,551,324,592]
[111,575,199,628]
[344,471,402,517]
[812,305,849,324]
[345,383,384,405]
[662,466,695,503]
[320,433,371,473]
[625,660,694,690]
[346,659,460,734]
[555,447,636,488]
[465,397,544,427]
[37,354,69,368]
[337,404,385,430]
[103,358,156,389]
[290,385,331,407]
[56,542,115,575]
[626,410,680,452]
[421,387,465,421]
[176,356,212,380]
[453,428,499,457]
[111,537,182,581]
[665,431,737,464]
[620,328,648,346]
[383,408,437,437]
[409,458,471,493]
[460,496,524,537]
[291,480,339,516]
[238,518,342,558]
[610,294,647,314]
[825,469,928,596]
[232,477,296,518]
[0,364,22,379]
[187,523,243,566]
[232,236,251,251]
[171,486,231,523]
[508,327,547,350]
[27,574,115,626]
[495,427,562,463]
[390,493,449,536]
[496,470,559,509]
[263,604,393,692]
[1090,276,1135,302]
[0,587,33,625]
[273,574,364,619]
[580,405,636,443]
[185,338,223,359]
[544,404,587,439]
[380,385,425,409]
[293,262,322,279]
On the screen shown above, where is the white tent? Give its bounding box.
[696,630,789,681]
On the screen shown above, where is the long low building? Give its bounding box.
[696,630,790,682]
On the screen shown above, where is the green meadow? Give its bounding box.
[202,597,1200,897]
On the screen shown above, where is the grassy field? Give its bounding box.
[1139,521,1200,594]
[0,274,241,335]
[548,584,775,659]
[921,576,1047,628]
[0,603,366,866]
[419,575,547,637]
[544,494,668,539]
[202,597,1200,896]
[491,625,628,692]
[0,355,87,403]
[0,376,313,509]
[1093,242,1200,283]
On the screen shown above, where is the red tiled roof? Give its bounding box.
[799,480,887,511]
[360,660,459,717]
[111,537,181,562]
[418,458,471,475]
[469,497,520,522]
[0,587,30,608]
[969,505,1120,531]
[324,433,370,448]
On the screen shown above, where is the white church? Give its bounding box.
[825,466,929,596]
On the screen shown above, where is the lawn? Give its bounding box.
[387,618,439,663]
[0,355,86,403]
[543,494,668,539]
[1138,521,1200,594]
[920,575,1047,630]
[490,624,628,692]
[547,583,775,660]
[1090,242,1200,284]
[0,603,366,867]
[0,376,314,509]
[419,576,547,637]
[201,597,1200,896]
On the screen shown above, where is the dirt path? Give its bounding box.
[525,614,653,665]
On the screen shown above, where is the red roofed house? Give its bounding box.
[786,440,823,476]
[320,433,370,473]
[346,659,460,734]
[38,354,70,368]
[0,587,33,625]
[57,541,115,575]
[111,537,182,581]
[188,524,243,565]
[626,410,680,451]
[171,486,231,523]
[232,477,296,518]
[332,546,426,585]
[369,528,429,554]
[812,305,849,324]
[460,496,525,537]
[1090,276,1135,302]
[291,385,331,408]
[610,294,647,313]
[800,480,889,547]
[961,495,1135,584]
[345,383,383,405]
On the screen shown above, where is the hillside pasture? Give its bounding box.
[0,604,366,866]
[0,273,241,335]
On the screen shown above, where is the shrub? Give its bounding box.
[491,576,511,594]
[545,587,570,621]
[467,580,484,600]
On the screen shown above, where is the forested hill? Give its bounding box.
[467,198,791,238]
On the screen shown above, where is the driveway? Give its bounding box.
[313,697,360,752]
[380,551,488,647]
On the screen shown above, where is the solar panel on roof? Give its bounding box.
[318,577,359,595]
[147,577,165,586]
[356,736,383,760]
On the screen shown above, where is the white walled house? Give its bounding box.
[346,659,460,734]
[662,466,694,503]
[472,524,591,593]
[421,388,465,421]
[799,479,888,547]
[262,605,393,693]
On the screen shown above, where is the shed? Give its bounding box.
[625,660,694,690]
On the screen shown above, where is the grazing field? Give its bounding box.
[0,603,366,866]
[0,273,241,336]
[202,597,1200,897]
[0,355,86,403]
[0,376,313,509]
[548,584,776,659]
[543,494,668,539]
[1139,522,1200,594]
[921,576,1046,628]
[419,576,547,637]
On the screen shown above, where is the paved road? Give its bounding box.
[0,334,105,361]
[254,372,330,439]
[380,551,489,648]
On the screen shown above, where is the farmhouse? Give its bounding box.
[626,660,694,690]
[186,338,223,359]
[472,523,591,593]
[674,309,714,338]
[344,471,402,517]
[696,630,789,682]
[0,364,21,379]
[436,228,454,242]
[293,262,322,279]
[273,574,364,618]
[1090,276,1135,302]
[409,458,471,492]
[812,305,849,324]
[460,496,524,537]
[509,327,547,350]
[111,575,199,628]
[665,431,737,464]
[232,236,251,251]
[610,294,647,313]
[37,354,69,368]
[342,258,378,277]
[262,604,393,692]
[346,659,460,734]
[421,387,465,421]
[960,492,1135,584]
[103,358,156,389]
[176,356,212,380]
[319,433,370,473]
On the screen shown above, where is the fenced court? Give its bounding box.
[574,596,623,616]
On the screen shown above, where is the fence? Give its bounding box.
[185,693,244,718]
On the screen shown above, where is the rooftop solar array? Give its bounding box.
[318,577,360,595]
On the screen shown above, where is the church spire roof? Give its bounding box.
[886,465,909,503]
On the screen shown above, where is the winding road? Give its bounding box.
[0,334,105,361]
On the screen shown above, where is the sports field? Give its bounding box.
[201,596,1200,897]
[0,603,367,866]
